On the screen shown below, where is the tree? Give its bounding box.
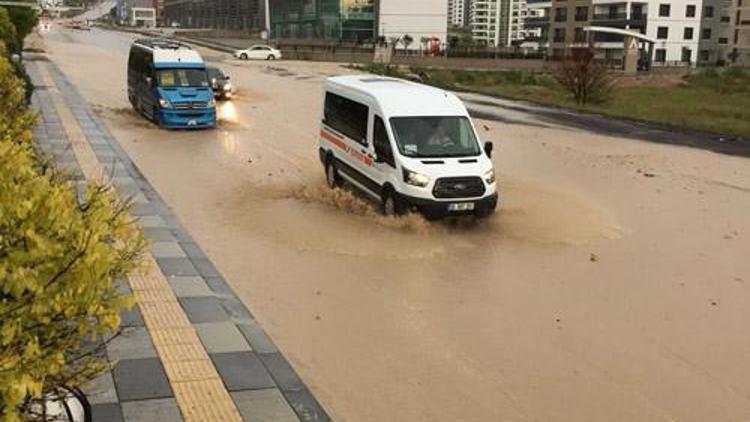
[401,34,413,51]
[552,47,614,105]
[0,42,146,421]
[0,8,18,54]
[4,6,38,52]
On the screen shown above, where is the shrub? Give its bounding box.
[552,48,614,105]
[3,6,38,53]
[0,8,17,54]
[0,43,146,421]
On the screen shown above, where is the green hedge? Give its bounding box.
[0,41,146,421]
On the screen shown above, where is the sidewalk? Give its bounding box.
[26,57,330,422]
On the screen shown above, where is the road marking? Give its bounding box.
[39,63,243,422]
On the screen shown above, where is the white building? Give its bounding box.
[448,0,469,26]
[379,0,448,48]
[470,0,525,46]
[586,0,702,65]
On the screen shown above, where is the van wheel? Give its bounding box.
[152,107,162,128]
[381,189,404,217]
[240,53,248,60]
[325,158,341,189]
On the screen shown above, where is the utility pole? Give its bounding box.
[264,0,270,40]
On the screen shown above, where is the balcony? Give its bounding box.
[591,12,647,25]
[525,16,550,26]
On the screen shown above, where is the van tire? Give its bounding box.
[240,53,248,60]
[152,106,162,128]
[381,189,404,217]
[325,158,341,189]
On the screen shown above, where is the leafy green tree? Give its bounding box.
[0,8,18,54]
[3,6,38,52]
[0,42,146,421]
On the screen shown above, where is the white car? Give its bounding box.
[234,45,282,61]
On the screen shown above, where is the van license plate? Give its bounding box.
[448,202,474,211]
[187,119,197,126]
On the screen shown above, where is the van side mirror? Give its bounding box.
[484,141,494,158]
[225,75,230,80]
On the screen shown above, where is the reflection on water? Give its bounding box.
[220,130,238,154]
[218,101,238,123]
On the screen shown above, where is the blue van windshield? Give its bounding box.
[156,68,209,88]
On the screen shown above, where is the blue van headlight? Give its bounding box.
[158,98,172,109]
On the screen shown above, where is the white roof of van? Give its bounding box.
[326,75,467,117]
[153,48,203,65]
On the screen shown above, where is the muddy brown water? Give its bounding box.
[39,27,750,422]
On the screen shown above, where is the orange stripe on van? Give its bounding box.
[320,128,373,167]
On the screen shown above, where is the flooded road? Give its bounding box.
[37,27,750,421]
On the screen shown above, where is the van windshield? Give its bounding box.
[390,116,481,158]
[156,68,209,88]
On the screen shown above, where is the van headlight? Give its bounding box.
[403,167,430,187]
[484,169,496,185]
[158,98,172,109]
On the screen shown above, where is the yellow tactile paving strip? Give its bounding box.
[39,64,243,422]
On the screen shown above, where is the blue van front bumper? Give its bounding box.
[159,108,216,129]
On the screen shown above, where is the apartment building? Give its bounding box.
[449,0,470,26]
[699,0,750,64]
[527,0,706,64]
[470,0,520,45]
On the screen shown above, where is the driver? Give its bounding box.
[427,122,454,148]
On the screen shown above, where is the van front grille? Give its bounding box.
[173,101,209,110]
[433,177,485,199]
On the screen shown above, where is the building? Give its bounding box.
[117,0,156,26]
[470,0,509,45]
[378,0,448,46]
[526,0,710,65]
[268,0,447,48]
[448,0,469,26]
[163,0,265,31]
[699,0,750,64]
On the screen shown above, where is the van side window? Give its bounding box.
[373,116,395,167]
[324,92,368,145]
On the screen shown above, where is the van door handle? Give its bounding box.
[360,149,367,154]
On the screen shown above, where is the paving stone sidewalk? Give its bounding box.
[26,58,330,422]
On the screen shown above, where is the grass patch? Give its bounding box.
[356,64,750,139]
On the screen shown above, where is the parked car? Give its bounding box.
[207,66,232,100]
[233,45,282,61]
[318,75,498,219]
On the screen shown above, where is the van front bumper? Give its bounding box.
[160,108,216,129]
[400,192,499,219]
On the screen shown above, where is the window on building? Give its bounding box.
[699,50,710,61]
[718,37,729,44]
[659,4,671,17]
[574,27,586,42]
[681,48,692,63]
[655,48,666,62]
[684,27,694,39]
[575,7,588,21]
[702,28,712,39]
[555,7,567,22]
[704,6,714,17]
[720,16,730,22]
[686,5,696,17]
[554,28,566,42]
[657,26,669,39]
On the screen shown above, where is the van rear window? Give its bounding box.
[324,92,368,145]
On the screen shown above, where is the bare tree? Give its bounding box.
[552,47,614,105]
